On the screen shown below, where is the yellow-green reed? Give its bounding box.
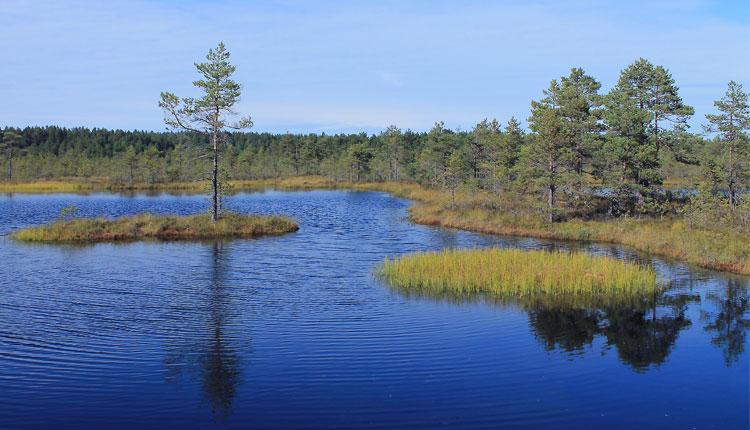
[377,248,659,297]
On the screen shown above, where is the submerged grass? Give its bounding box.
[12,212,299,242]
[377,248,659,297]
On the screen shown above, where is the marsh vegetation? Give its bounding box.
[12,212,298,242]
[376,247,658,298]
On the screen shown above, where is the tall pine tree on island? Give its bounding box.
[159,42,252,221]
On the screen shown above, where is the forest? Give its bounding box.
[1,58,749,231]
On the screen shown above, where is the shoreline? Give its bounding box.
[3,177,748,275]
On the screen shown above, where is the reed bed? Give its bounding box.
[12,212,299,242]
[377,248,658,297]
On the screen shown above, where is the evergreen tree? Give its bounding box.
[382,125,404,181]
[558,68,603,182]
[704,81,750,207]
[346,143,373,182]
[527,79,573,222]
[598,60,678,213]
[444,152,463,204]
[159,42,252,221]
[0,130,22,181]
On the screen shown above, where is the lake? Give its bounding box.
[0,190,747,429]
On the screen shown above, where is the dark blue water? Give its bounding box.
[0,190,748,429]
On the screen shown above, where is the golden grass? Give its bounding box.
[376,248,659,297]
[4,176,748,275]
[12,212,299,242]
[0,181,94,193]
[408,203,750,275]
[0,180,209,193]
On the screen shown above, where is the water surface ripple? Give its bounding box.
[0,190,747,429]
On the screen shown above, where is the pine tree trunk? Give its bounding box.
[728,144,735,207]
[7,149,12,182]
[728,114,736,207]
[548,154,555,223]
[212,133,219,222]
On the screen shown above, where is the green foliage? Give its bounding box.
[1,129,23,181]
[443,152,463,203]
[598,58,694,202]
[526,78,573,221]
[679,184,750,231]
[159,42,252,221]
[703,81,750,207]
[346,143,374,181]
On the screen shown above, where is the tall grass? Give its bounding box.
[408,201,750,275]
[377,248,658,297]
[12,212,298,242]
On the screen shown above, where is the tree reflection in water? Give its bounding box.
[527,292,698,372]
[391,285,703,372]
[163,241,243,420]
[527,308,601,352]
[701,278,750,366]
[601,292,696,372]
[200,241,241,417]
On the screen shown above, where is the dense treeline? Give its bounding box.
[2,58,748,227]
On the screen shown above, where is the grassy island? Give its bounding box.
[377,248,658,297]
[12,212,299,242]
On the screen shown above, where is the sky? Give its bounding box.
[1,0,748,135]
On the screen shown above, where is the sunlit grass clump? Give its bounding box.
[12,212,299,242]
[377,248,658,297]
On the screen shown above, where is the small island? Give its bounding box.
[12,212,299,242]
[377,247,658,297]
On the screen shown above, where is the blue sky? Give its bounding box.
[1,0,748,134]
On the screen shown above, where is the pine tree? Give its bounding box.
[159,42,252,221]
[598,59,691,213]
[0,130,22,181]
[444,152,463,204]
[704,81,750,207]
[558,68,603,182]
[527,80,572,222]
